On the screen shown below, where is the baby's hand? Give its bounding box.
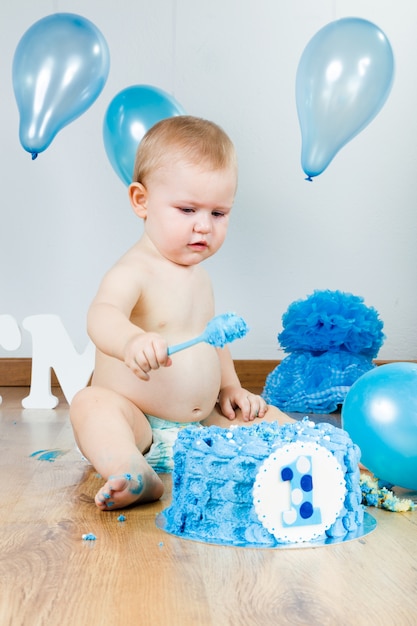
[124,333,172,380]
[218,385,268,422]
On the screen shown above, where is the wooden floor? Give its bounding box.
[1,387,416,626]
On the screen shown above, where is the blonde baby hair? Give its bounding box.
[132,115,237,185]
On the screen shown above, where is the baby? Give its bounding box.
[70,115,291,510]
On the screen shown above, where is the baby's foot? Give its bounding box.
[95,472,163,510]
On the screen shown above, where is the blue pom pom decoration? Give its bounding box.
[262,290,385,414]
[278,290,384,356]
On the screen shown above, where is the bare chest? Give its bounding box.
[131,266,213,339]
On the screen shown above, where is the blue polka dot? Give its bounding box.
[300,501,313,519]
[281,466,293,481]
[300,473,313,492]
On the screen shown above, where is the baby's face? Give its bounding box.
[143,159,236,266]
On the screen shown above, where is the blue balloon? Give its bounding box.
[13,13,110,159]
[103,85,186,185]
[296,18,394,179]
[342,362,417,490]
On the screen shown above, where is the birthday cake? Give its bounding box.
[159,419,364,546]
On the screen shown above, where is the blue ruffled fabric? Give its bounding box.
[262,290,385,413]
[263,352,375,413]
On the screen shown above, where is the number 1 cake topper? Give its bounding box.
[253,442,346,543]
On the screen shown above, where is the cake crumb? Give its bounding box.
[360,473,416,512]
[82,533,97,541]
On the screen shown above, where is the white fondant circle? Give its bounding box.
[253,441,346,543]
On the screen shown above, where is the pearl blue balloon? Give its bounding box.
[103,85,186,186]
[296,17,394,179]
[342,362,417,490]
[12,13,110,159]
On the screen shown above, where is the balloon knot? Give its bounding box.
[305,175,313,182]
[31,153,38,161]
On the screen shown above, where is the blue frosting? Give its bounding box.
[160,418,363,546]
[205,313,249,347]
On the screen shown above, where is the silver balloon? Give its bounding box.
[296,18,394,179]
[13,13,110,158]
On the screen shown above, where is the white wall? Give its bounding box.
[1,0,416,361]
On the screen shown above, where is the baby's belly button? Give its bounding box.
[188,396,217,419]
[191,406,204,418]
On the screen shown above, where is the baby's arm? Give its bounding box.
[87,263,171,380]
[216,347,267,422]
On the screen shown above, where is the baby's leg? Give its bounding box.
[70,386,164,510]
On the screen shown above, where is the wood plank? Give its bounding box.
[0,358,276,392]
[1,358,412,393]
[0,357,60,386]
[0,387,416,625]
[234,359,279,394]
